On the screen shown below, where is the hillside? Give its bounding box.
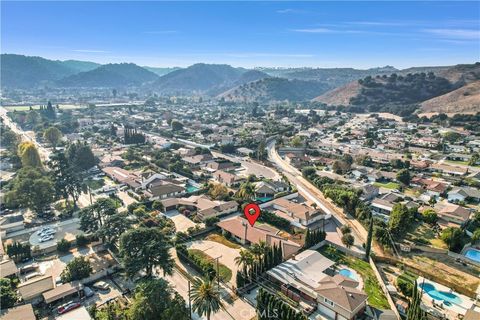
[421,81,480,113]
[152,63,246,95]
[0,54,80,88]
[218,77,329,103]
[314,63,480,114]
[57,63,159,87]
[60,60,101,73]
[143,66,181,77]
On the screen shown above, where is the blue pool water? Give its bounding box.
[338,268,357,280]
[420,283,462,305]
[255,197,273,203]
[464,248,480,263]
[186,184,199,193]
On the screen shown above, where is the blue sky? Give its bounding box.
[1,1,479,68]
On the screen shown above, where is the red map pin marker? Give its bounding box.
[244,203,261,227]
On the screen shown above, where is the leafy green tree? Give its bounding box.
[301,166,316,178]
[396,169,411,186]
[18,141,42,168]
[472,228,480,244]
[5,167,55,214]
[171,120,183,131]
[257,140,267,161]
[190,277,224,320]
[128,278,189,320]
[119,227,174,278]
[79,198,118,235]
[98,212,133,246]
[388,204,413,238]
[43,126,62,149]
[48,151,84,207]
[152,200,164,211]
[440,227,464,251]
[236,182,255,200]
[341,234,354,248]
[6,241,31,262]
[421,209,438,225]
[0,278,18,309]
[66,141,96,171]
[61,256,92,282]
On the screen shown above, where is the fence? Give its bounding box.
[369,257,401,320]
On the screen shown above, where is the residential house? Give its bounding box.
[0,214,25,234]
[161,195,238,220]
[254,180,289,199]
[436,203,472,227]
[205,159,236,172]
[448,187,480,203]
[430,163,468,176]
[102,166,141,190]
[411,177,448,198]
[212,170,243,186]
[217,216,301,259]
[267,250,368,320]
[0,260,18,278]
[371,193,402,220]
[265,197,325,228]
[182,154,214,168]
[17,275,54,303]
[0,304,36,320]
[148,181,185,200]
[360,184,379,201]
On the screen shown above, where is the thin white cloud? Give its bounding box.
[72,49,109,53]
[291,28,366,34]
[422,28,480,40]
[224,52,315,58]
[276,8,309,14]
[144,30,178,34]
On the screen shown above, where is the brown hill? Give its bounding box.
[313,80,360,105]
[421,81,480,113]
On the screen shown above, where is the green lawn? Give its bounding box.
[188,249,232,282]
[86,178,105,190]
[373,182,400,190]
[445,160,479,168]
[319,246,390,310]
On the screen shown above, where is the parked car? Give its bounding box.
[83,286,94,298]
[25,272,42,281]
[57,302,81,314]
[37,227,52,235]
[92,280,110,291]
[39,235,54,242]
[20,263,38,274]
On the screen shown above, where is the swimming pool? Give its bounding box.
[464,248,480,263]
[338,268,357,280]
[420,283,462,305]
[185,184,199,193]
[255,196,273,203]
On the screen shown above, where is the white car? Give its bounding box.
[37,227,53,235]
[39,235,54,242]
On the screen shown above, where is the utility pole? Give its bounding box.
[214,256,222,289]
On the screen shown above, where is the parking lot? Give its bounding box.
[28,219,83,249]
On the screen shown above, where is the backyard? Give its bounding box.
[188,249,233,282]
[373,181,400,190]
[204,233,241,249]
[319,245,390,310]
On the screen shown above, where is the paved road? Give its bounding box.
[0,106,51,161]
[211,151,280,180]
[266,140,368,244]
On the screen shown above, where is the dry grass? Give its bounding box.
[204,233,241,249]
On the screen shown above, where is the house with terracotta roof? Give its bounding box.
[436,203,472,227]
[267,250,368,320]
[212,170,243,186]
[265,197,325,228]
[217,216,301,259]
[161,195,238,220]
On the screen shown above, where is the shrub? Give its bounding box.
[76,234,89,247]
[204,216,220,227]
[57,238,71,253]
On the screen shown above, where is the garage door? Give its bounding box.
[319,305,336,320]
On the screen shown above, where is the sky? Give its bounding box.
[1,1,479,69]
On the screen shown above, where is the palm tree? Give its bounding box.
[236,182,255,200]
[234,249,253,276]
[250,241,269,273]
[190,277,224,320]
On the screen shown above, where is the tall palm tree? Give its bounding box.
[236,182,255,200]
[234,249,253,276]
[190,277,224,320]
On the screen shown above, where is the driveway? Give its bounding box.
[187,240,241,286]
[164,210,198,232]
[28,219,83,249]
